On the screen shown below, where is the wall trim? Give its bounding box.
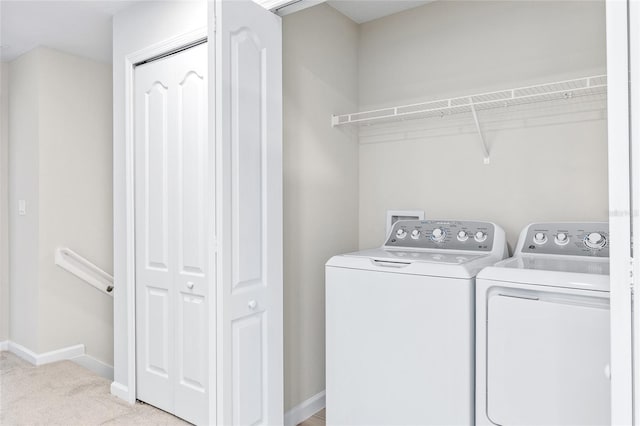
[284,390,326,426]
[4,340,113,380]
[110,381,131,402]
[72,354,114,380]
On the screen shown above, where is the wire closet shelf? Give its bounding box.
[331,75,608,128]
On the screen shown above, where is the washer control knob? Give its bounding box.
[411,229,421,240]
[457,230,469,242]
[533,232,547,245]
[555,232,569,246]
[431,228,446,243]
[396,228,407,239]
[474,231,487,242]
[585,232,606,249]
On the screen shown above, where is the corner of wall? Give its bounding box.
[1,61,10,342]
[282,2,359,412]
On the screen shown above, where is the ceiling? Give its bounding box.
[0,1,139,63]
[0,0,434,64]
[326,0,433,24]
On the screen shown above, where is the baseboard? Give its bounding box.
[71,354,114,380]
[284,390,326,426]
[34,343,85,365]
[110,381,131,402]
[7,341,40,364]
[0,340,8,351]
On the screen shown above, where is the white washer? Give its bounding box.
[326,220,507,425]
[476,222,610,426]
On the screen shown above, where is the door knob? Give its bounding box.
[186,281,194,289]
[248,300,257,310]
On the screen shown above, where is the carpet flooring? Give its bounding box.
[0,351,189,425]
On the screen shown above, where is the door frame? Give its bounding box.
[121,26,210,410]
[606,0,634,424]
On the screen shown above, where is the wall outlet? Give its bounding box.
[18,200,26,216]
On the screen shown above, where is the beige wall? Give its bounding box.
[8,47,113,364]
[282,3,359,411]
[0,62,9,341]
[357,0,608,250]
[36,48,113,362]
[8,50,40,350]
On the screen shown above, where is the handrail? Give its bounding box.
[54,247,114,296]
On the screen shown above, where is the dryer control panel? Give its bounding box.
[519,222,609,257]
[384,220,497,252]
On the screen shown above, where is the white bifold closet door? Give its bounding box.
[216,1,283,424]
[134,42,209,426]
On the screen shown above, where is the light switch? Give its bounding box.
[18,200,26,216]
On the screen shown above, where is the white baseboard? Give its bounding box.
[110,381,131,402]
[0,340,8,351]
[72,354,114,380]
[9,341,84,365]
[284,390,326,426]
[5,340,113,380]
[8,341,40,364]
[36,344,85,365]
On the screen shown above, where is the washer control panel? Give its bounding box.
[520,222,609,257]
[384,220,496,252]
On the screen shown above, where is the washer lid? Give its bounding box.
[477,255,610,292]
[326,248,501,279]
[344,248,486,264]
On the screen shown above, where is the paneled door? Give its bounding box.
[215,1,283,424]
[134,41,209,425]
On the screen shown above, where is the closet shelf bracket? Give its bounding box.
[469,98,490,165]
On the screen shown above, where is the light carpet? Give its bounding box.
[0,351,189,425]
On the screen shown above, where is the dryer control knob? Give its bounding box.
[457,230,469,242]
[431,228,446,243]
[411,229,421,240]
[533,232,547,245]
[585,232,606,249]
[555,232,569,246]
[396,228,407,239]
[474,231,487,242]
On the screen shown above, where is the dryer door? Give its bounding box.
[486,289,610,425]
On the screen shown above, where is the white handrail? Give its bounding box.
[55,247,114,296]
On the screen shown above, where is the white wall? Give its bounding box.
[8,47,113,363]
[112,0,207,394]
[356,0,608,250]
[0,62,9,342]
[282,3,359,411]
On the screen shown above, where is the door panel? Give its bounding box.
[217,1,283,424]
[178,293,207,391]
[232,314,265,426]
[178,70,206,276]
[135,41,209,426]
[146,287,170,377]
[135,59,174,412]
[231,28,264,291]
[145,83,169,270]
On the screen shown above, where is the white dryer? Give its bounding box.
[326,220,507,425]
[476,222,610,426]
